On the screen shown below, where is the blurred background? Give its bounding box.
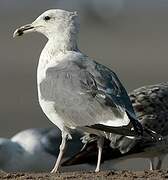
[0,0,168,170]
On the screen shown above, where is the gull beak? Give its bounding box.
[13,24,35,38]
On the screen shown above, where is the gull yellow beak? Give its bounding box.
[13,24,34,38]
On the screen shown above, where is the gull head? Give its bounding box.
[13,9,80,39]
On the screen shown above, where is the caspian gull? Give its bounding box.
[13,9,157,172]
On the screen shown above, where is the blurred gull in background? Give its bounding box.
[0,128,82,172]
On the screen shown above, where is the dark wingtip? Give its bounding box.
[126,111,143,137]
[143,127,163,142]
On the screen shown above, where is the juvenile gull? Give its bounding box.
[63,82,168,170]
[0,128,82,172]
[13,9,156,172]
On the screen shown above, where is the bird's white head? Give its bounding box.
[13,9,80,40]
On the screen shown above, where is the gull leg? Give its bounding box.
[156,155,165,170]
[149,158,155,170]
[95,136,104,172]
[51,131,70,173]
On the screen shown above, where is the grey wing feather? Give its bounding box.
[82,60,143,135]
[92,63,136,115]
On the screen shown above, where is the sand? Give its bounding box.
[1,170,168,180]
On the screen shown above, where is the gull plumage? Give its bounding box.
[63,82,168,170]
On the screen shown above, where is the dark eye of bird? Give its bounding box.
[44,16,51,21]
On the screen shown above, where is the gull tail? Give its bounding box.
[126,111,162,142]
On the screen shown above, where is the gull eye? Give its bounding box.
[44,16,51,21]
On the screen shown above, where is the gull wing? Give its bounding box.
[79,59,143,136]
[40,54,143,136]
